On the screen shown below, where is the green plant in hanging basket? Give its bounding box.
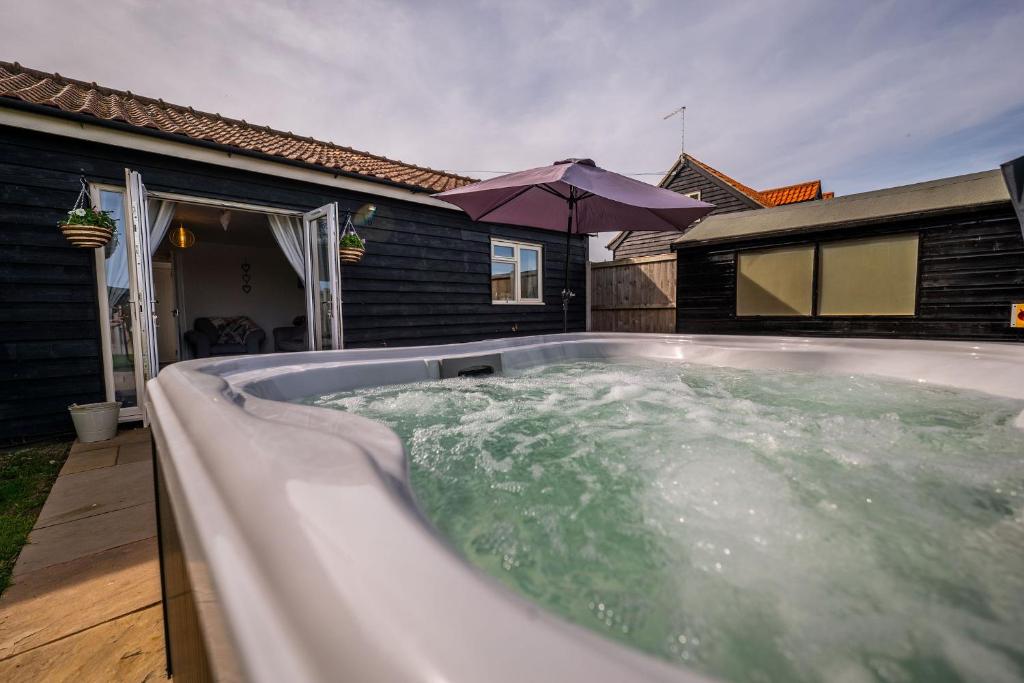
[338,231,365,264]
[59,207,117,248]
[339,233,365,249]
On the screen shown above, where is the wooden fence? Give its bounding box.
[589,254,677,333]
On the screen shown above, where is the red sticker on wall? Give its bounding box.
[1012,304,1024,328]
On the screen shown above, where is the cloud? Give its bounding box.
[6,0,1022,261]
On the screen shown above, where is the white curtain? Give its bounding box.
[146,199,177,254]
[103,198,175,304]
[267,214,306,283]
[104,219,129,308]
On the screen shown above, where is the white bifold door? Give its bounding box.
[123,169,159,423]
[302,203,344,350]
[115,174,344,422]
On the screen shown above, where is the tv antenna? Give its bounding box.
[663,105,686,156]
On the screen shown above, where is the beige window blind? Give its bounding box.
[818,234,919,316]
[736,246,815,316]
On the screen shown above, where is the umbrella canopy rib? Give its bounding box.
[474,185,537,222]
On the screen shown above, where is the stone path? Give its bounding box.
[0,428,167,681]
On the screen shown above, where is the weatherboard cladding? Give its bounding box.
[0,126,587,441]
[675,204,1024,342]
[612,161,759,259]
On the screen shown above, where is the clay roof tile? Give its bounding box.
[0,60,475,193]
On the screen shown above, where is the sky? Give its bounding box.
[5,0,1023,259]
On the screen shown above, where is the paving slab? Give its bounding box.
[68,440,114,454]
[69,438,122,455]
[0,604,167,682]
[117,440,152,465]
[0,538,161,659]
[59,446,118,476]
[68,427,149,455]
[13,502,157,578]
[119,428,152,443]
[34,460,153,529]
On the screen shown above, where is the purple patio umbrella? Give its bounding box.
[434,158,714,332]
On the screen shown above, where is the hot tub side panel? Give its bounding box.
[153,444,215,683]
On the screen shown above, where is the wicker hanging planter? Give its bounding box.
[60,222,114,248]
[339,246,365,264]
[59,176,116,248]
[338,212,365,265]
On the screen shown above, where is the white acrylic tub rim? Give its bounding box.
[146,333,1024,683]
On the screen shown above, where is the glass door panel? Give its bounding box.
[302,203,342,350]
[93,187,141,415]
[123,169,159,423]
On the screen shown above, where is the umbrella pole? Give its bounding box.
[562,193,576,334]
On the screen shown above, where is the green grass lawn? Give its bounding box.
[0,440,71,594]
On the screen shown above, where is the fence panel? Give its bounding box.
[589,254,676,333]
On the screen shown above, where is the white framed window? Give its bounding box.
[684,190,701,201]
[491,239,543,304]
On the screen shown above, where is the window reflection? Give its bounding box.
[520,248,539,300]
[491,262,515,302]
[99,190,138,408]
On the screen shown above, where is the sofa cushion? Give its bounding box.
[194,317,220,341]
[206,316,262,344]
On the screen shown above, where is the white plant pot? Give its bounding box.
[68,401,121,443]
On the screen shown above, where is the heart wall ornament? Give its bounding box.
[242,259,252,294]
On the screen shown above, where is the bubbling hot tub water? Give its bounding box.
[306,359,1024,683]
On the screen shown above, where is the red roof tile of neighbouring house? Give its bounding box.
[685,155,770,206]
[761,180,822,206]
[609,155,831,254]
[683,155,826,207]
[0,61,474,193]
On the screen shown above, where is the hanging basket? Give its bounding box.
[338,212,365,265]
[339,246,365,264]
[61,222,114,248]
[58,176,115,248]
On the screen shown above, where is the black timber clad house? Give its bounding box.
[673,170,1024,342]
[0,64,586,442]
[610,154,827,259]
[610,155,761,259]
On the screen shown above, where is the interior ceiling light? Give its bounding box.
[170,224,196,249]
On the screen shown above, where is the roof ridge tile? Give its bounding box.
[761,179,820,193]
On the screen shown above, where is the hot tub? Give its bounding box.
[147,333,1024,682]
